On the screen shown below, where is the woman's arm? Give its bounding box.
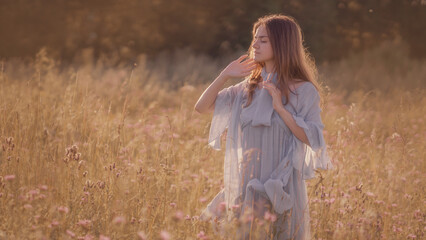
[194,54,257,114]
[275,107,311,146]
[194,73,229,114]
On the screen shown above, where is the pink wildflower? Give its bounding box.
[66,230,76,238]
[112,216,126,225]
[264,211,277,222]
[78,234,94,240]
[23,204,33,210]
[217,201,226,212]
[77,219,91,229]
[58,206,69,214]
[366,192,374,197]
[159,230,171,240]
[172,210,184,221]
[197,231,209,239]
[137,231,147,240]
[4,175,15,181]
[50,220,60,228]
[99,235,110,240]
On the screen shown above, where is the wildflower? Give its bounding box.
[78,160,85,170]
[199,197,207,203]
[197,231,209,240]
[99,235,110,240]
[366,192,375,197]
[172,210,184,221]
[77,219,91,229]
[392,225,402,233]
[39,185,48,191]
[4,175,15,181]
[28,189,39,196]
[23,204,33,210]
[97,181,105,189]
[66,230,76,238]
[159,230,171,240]
[78,234,94,240]
[72,145,78,152]
[169,202,176,208]
[137,231,147,240]
[112,216,126,225]
[172,133,180,138]
[50,220,59,227]
[264,211,277,222]
[58,206,69,214]
[413,209,422,219]
[407,234,416,239]
[6,137,14,144]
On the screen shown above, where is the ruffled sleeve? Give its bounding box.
[291,83,333,179]
[208,80,246,150]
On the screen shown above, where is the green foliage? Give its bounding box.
[0,0,425,63]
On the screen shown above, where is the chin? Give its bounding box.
[253,56,263,62]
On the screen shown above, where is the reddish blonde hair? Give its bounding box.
[244,14,322,107]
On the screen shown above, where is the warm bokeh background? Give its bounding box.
[1,0,426,63]
[0,1,425,239]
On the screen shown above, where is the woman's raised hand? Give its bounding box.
[221,54,257,79]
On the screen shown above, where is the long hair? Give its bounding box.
[244,14,322,107]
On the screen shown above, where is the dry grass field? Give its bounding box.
[0,40,425,239]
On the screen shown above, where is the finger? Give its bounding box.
[263,83,276,93]
[242,63,257,71]
[262,83,273,90]
[263,82,274,87]
[237,54,249,62]
[242,58,255,64]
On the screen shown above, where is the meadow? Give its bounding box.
[0,39,425,239]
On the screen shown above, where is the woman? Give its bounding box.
[195,14,333,240]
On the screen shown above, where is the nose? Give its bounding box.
[252,39,259,49]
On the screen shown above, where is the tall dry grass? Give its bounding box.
[0,40,425,239]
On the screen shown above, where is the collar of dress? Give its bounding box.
[248,67,278,127]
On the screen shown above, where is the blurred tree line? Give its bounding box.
[0,0,425,64]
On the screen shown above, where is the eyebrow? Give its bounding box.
[254,36,269,39]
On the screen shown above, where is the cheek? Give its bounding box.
[266,45,274,56]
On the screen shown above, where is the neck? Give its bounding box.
[264,61,275,73]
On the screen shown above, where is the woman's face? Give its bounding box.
[252,25,274,63]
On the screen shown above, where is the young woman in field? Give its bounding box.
[194,14,333,240]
